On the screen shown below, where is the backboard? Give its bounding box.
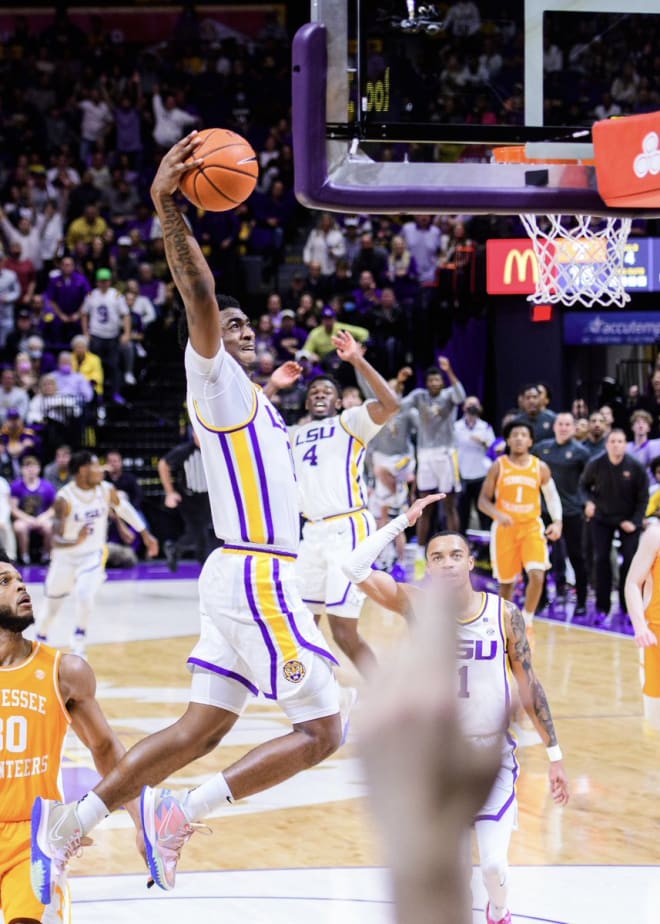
[292,0,660,215]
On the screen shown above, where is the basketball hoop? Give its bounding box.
[492,146,632,308]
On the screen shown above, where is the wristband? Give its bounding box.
[546,745,563,762]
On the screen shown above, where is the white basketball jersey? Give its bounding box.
[185,341,300,553]
[56,480,112,555]
[292,403,383,520]
[457,592,512,737]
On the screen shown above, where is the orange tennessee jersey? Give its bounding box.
[0,643,70,822]
[495,455,542,522]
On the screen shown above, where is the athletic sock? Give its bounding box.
[76,791,110,834]
[183,773,234,822]
[490,905,509,922]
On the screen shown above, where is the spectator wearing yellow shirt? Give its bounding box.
[65,204,108,251]
[301,306,369,360]
[71,334,104,397]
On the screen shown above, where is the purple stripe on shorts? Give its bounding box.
[350,514,357,549]
[248,422,274,545]
[474,734,519,823]
[345,437,354,508]
[187,657,259,695]
[274,559,339,665]
[218,434,249,542]
[243,556,279,699]
[355,446,366,504]
[223,542,296,559]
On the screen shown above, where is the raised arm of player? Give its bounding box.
[341,494,444,617]
[624,524,660,648]
[58,654,142,832]
[504,601,569,805]
[150,132,220,358]
[333,330,400,425]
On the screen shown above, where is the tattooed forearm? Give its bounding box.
[530,677,558,746]
[506,602,558,746]
[159,196,213,305]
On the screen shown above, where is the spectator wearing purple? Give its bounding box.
[106,74,144,168]
[51,351,93,404]
[137,262,167,314]
[126,203,157,244]
[1,409,40,477]
[352,270,382,317]
[10,454,56,565]
[272,309,307,363]
[44,255,91,345]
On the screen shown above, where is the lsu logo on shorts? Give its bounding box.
[283,660,306,683]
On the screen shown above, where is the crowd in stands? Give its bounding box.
[0,5,659,574]
[367,2,660,145]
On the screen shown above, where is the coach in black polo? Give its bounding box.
[579,428,648,621]
[535,411,590,616]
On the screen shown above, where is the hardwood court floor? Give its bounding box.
[10,575,660,923]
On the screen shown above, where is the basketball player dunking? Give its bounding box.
[31,131,343,900]
[342,496,569,924]
[478,421,563,642]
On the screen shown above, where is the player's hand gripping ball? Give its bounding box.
[179,128,258,211]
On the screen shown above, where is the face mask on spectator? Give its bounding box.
[17,362,31,373]
[29,350,42,360]
[59,364,72,375]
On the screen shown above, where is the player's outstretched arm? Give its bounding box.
[624,525,660,648]
[332,330,399,424]
[264,360,303,399]
[342,494,444,616]
[150,132,220,358]
[504,601,569,805]
[58,654,142,832]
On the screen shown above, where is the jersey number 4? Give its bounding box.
[302,445,319,466]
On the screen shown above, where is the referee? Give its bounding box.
[157,431,217,571]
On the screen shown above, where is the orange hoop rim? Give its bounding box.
[492,145,596,166]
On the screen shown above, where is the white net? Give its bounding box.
[518,213,633,308]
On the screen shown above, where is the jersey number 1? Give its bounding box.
[458,664,470,698]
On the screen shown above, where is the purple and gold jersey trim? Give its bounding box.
[206,421,276,546]
[340,417,368,509]
[304,505,367,523]
[192,387,257,434]
[457,591,488,625]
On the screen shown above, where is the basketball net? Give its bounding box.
[519,213,632,308]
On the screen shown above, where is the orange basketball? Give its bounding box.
[179,128,258,211]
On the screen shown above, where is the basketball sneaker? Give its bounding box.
[141,786,205,890]
[70,628,87,659]
[486,902,512,923]
[31,798,88,905]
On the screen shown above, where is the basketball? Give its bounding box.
[179,128,258,212]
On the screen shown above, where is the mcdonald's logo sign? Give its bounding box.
[486,239,539,294]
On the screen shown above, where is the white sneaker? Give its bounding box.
[124,372,136,385]
[70,629,87,659]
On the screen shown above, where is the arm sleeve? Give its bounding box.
[342,514,409,584]
[112,492,147,533]
[541,478,562,522]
